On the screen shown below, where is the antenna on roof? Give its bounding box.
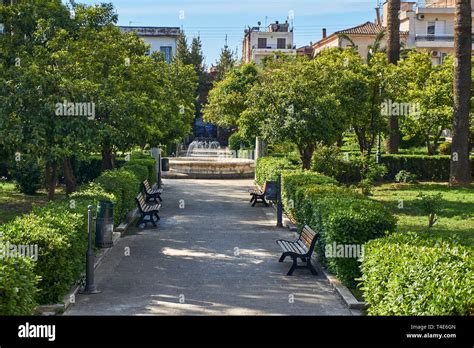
[225,34,228,47]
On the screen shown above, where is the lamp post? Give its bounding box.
[79,205,101,294]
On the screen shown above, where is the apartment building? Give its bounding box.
[311,0,474,64]
[394,0,474,64]
[242,21,296,64]
[119,26,181,63]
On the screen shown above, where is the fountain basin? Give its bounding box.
[163,157,255,179]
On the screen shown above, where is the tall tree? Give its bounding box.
[174,31,190,65]
[385,0,401,154]
[189,36,204,76]
[450,0,472,186]
[215,43,235,81]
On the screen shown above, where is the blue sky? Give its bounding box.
[65,0,380,66]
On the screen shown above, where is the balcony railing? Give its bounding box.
[415,34,474,42]
[252,44,296,50]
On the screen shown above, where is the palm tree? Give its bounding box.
[338,30,385,62]
[385,0,401,154]
[450,0,472,186]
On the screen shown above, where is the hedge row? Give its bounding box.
[0,162,152,314]
[255,156,299,186]
[280,170,397,287]
[381,154,474,181]
[360,232,473,315]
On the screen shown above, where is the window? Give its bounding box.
[427,21,436,35]
[277,38,286,49]
[441,52,449,63]
[258,38,267,49]
[160,46,172,63]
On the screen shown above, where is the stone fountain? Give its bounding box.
[164,140,255,179]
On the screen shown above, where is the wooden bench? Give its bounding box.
[249,182,270,207]
[135,192,161,228]
[276,225,318,276]
[142,180,163,203]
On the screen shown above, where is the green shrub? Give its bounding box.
[311,145,361,183]
[124,159,157,185]
[417,192,443,228]
[382,154,474,181]
[255,156,299,185]
[360,232,473,315]
[11,156,43,194]
[95,170,140,225]
[228,133,253,151]
[280,169,396,287]
[395,170,418,183]
[122,163,149,187]
[0,208,86,304]
[280,170,338,220]
[0,253,39,315]
[438,142,452,155]
[71,156,128,184]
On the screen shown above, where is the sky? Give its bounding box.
[64,0,382,66]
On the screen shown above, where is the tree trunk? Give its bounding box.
[45,162,58,201]
[385,0,401,154]
[300,145,315,170]
[450,0,472,186]
[63,157,76,194]
[101,143,115,171]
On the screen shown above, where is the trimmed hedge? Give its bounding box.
[123,159,157,185]
[360,232,473,315]
[382,154,474,181]
[255,156,299,185]
[0,208,86,304]
[0,254,39,315]
[122,163,149,189]
[95,169,140,225]
[278,170,397,288]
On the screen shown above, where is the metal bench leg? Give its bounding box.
[287,258,298,276]
[154,212,160,221]
[278,253,287,263]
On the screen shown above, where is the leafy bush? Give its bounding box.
[280,170,396,287]
[228,132,253,151]
[360,232,473,315]
[71,156,128,184]
[124,159,157,185]
[417,192,442,228]
[0,253,39,315]
[438,142,452,155]
[11,156,43,194]
[0,208,86,304]
[280,170,338,220]
[96,170,140,225]
[395,170,418,183]
[122,163,149,187]
[311,145,361,183]
[255,156,299,185]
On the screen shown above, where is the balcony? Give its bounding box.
[252,44,296,50]
[415,34,474,42]
[415,33,474,49]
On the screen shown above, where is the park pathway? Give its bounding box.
[65,179,351,315]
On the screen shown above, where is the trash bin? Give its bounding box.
[161,158,170,172]
[95,201,114,248]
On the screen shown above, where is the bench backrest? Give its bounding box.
[299,225,318,251]
[143,180,152,193]
[135,193,147,211]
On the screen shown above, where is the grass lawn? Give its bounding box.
[0,182,65,224]
[371,182,474,247]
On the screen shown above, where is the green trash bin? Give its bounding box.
[161,158,170,172]
[96,201,114,248]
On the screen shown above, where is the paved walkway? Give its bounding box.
[65,179,351,315]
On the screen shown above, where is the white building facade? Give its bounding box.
[242,21,296,64]
[119,26,180,63]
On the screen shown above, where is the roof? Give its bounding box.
[311,21,409,50]
[337,21,384,35]
[119,26,181,37]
